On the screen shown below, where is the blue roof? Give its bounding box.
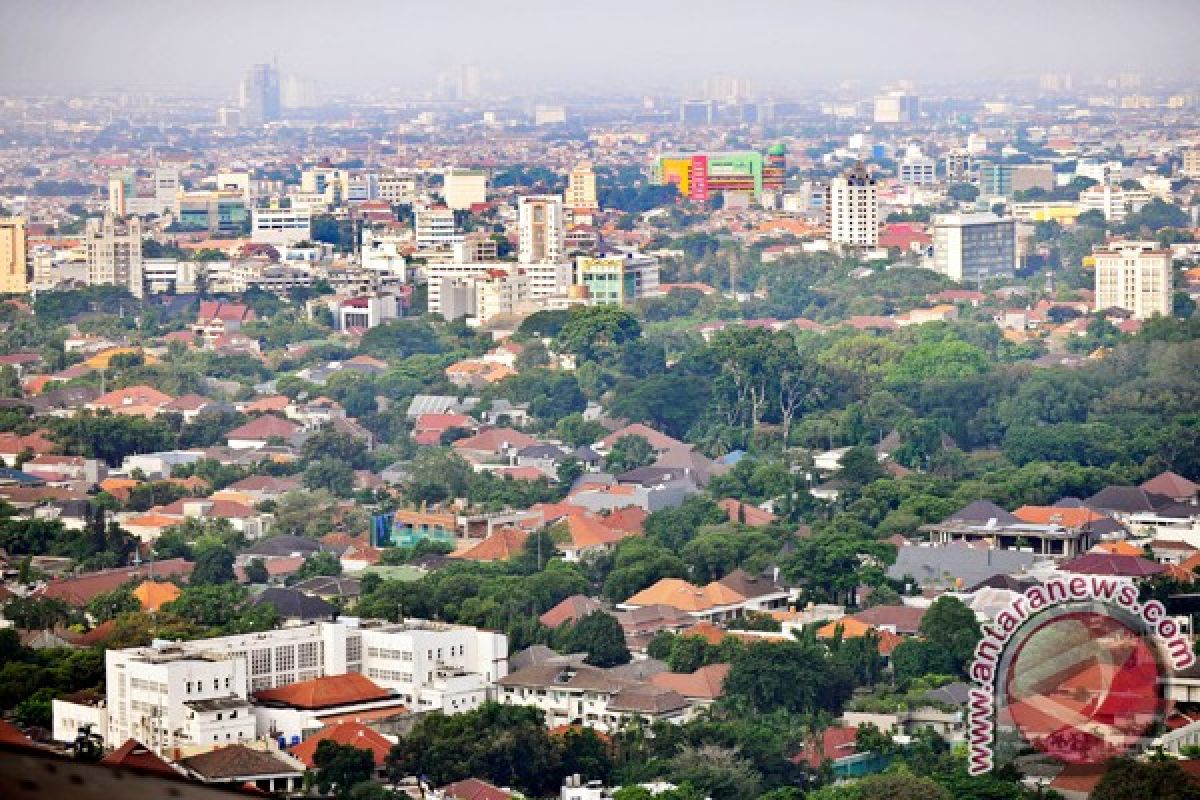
[0,468,45,486]
[719,450,747,466]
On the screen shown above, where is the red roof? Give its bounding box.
[718,498,777,527]
[101,739,181,777]
[452,427,539,454]
[289,722,392,768]
[0,719,34,747]
[37,559,193,606]
[441,778,512,800]
[254,673,390,709]
[226,414,300,441]
[1060,553,1165,577]
[791,726,858,768]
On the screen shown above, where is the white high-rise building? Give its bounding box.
[1182,149,1200,180]
[415,206,463,251]
[0,217,28,294]
[873,90,918,123]
[1094,241,1173,320]
[898,146,937,185]
[929,213,1017,285]
[518,195,565,264]
[443,169,487,211]
[568,161,599,211]
[827,163,879,248]
[85,214,144,297]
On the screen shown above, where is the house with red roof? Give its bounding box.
[87,385,175,418]
[413,412,477,446]
[289,721,392,768]
[194,301,256,346]
[35,558,193,606]
[253,674,409,741]
[452,427,539,462]
[225,415,302,449]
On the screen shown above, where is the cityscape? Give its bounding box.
[1,2,1200,799]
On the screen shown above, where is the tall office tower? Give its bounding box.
[704,74,752,104]
[1094,242,1173,320]
[930,213,1017,285]
[239,62,281,125]
[0,217,28,294]
[281,74,319,108]
[1182,149,1200,180]
[827,163,879,248]
[567,161,599,211]
[680,99,715,126]
[85,214,144,298]
[458,64,481,100]
[518,195,565,264]
[873,90,919,123]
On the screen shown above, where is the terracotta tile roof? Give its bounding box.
[648,663,730,700]
[37,558,193,606]
[1142,471,1199,501]
[603,506,648,534]
[452,527,529,561]
[1060,553,1165,577]
[600,423,683,452]
[101,739,182,777]
[1093,540,1144,557]
[847,604,927,635]
[565,512,632,550]
[132,580,181,611]
[441,778,512,800]
[226,415,300,441]
[539,594,605,628]
[242,395,291,413]
[718,498,777,527]
[791,726,858,768]
[254,673,390,709]
[289,721,391,768]
[0,719,34,746]
[676,622,726,644]
[624,578,748,613]
[91,385,174,410]
[1013,505,1109,528]
[452,427,539,454]
[414,412,474,433]
[179,744,303,780]
[0,431,57,456]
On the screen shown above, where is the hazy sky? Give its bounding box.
[2,0,1199,96]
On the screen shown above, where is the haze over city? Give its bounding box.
[3,0,1200,94]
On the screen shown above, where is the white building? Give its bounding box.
[251,206,312,247]
[415,206,463,250]
[929,213,1017,285]
[1078,184,1151,222]
[360,230,408,280]
[568,162,599,211]
[1182,149,1200,180]
[442,169,487,211]
[873,90,918,123]
[898,146,937,186]
[1094,241,1173,320]
[142,258,202,295]
[379,173,418,205]
[827,163,879,248]
[573,252,661,306]
[518,195,565,264]
[54,618,506,755]
[85,214,144,298]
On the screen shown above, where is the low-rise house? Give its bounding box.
[225,415,302,450]
[177,744,305,794]
[1141,471,1198,505]
[288,720,392,769]
[35,558,193,607]
[87,385,175,418]
[619,570,789,623]
[452,427,540,464]
[648,663,730,707]
[413,412,476,446]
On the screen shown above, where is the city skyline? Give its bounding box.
[3,0,1200,96]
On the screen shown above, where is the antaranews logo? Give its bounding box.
[967,575,1194,775]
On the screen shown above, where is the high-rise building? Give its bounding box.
[827,163,879,248]
[442,168,487,211]
[85,214,144,298]
[414,206,463,251]
[944,150,972,183]
[898,146,937,185]
[1094,241,1173,320]
[704,75,752,104]
[573,252,661,306]
[679,99,715,126]
[518,195,565,264]
[873,90,919,123]
[239,62,281,125]
[0,217,28,294]
[281,74,318,108]
[567,161,599,211]
[929,213,1017,285]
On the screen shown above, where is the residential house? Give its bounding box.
[225,415,302,450]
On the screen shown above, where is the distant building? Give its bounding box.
[568,161,599,211]
[653,151,772,202]
[827,163,879,248]
[415,206,463,250]
[1182,149,1200,180]
[944,150,972,183]
[929,213,1017,285]
[534,105,567,126]
[873,90,919,123]
[1094,241,1173,320]
[1078,183,1152,222]
[85,214,143,298]
[679,99,715,126]
[898,147,937,186]
[517,195,565,264]
[240,62,281,125]
[442,169,487,211]
[0,217,28,294]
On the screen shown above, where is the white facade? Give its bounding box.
[143,258,201,295]
[379,173,418,205]
[929,213,1017,285]
[1078,184,1151,222]
[1183,149,1200,180]
[360,230,409,280]
[251,207,312,246]
[568,162,599,211]
[518,195,565,264]
[415,206,463,250]
[63,619,506,755]
[1094,241,1173,320]
[443,169,487,211]
[827,164,879,248]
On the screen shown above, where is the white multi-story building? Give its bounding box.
[360,230,408,280]
[85,214,144,297]
[442,169,487,211]
[929,213,1017,285]
[1078,184,1151,222]
[568,161,599,211]
[1182,149,1200,180]
[898,147,937,186]
[54,618,506,755]
[251,206,312,247]
[518,195,565,264]
[873,90,918,123]
[573,252,661,306]
[827,163,879,248]
[1094,241,1173,320]
[142,258,202,294]
[379,173,418,205]
[415,206,463,250]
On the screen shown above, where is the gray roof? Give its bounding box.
[508,645,587,672]
[249,587,337,620]
[888,544,1041,588]
[517,444,567,460]
[244,535,324,557]
[291,575,362,597]
[608,684,689,715]
[185,696,252,712]
[1087,486,1172,513]
[943,500,1021,527]
[406,394,479,418]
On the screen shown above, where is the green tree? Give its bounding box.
[87,586,141,622]
[191,545,236,585]
[724,640,852,715]
[557,306,642,360]
[292,551,343,582]
[1091,757,1200,800]
[244,558,269,584]
[313,740,376,798]
[604,434,656,473]
[559,611,631,667]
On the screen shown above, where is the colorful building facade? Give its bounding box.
[653,147,785,202]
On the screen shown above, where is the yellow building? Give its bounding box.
[567,161,599,211]
[1010,201,1081,224]
[0,217,28,294]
